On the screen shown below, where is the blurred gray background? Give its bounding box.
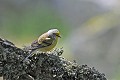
[0,0,120,80]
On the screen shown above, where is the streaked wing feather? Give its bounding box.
[30,40,44,50]
[30,37,54,50]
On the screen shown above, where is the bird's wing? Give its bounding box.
[30,40,40,50]
[37,33,49,44]
[30,33,54,50]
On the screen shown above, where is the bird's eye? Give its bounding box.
[53,33,58,35]
[52,33,56,35]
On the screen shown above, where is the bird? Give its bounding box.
[23,29,61,62]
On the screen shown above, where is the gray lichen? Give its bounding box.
[0,38,107,80]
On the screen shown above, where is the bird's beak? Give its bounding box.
[58,35,61,38]
[55,33,61,38]
[56,35,61,38]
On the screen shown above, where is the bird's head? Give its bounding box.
[47,29,61,38]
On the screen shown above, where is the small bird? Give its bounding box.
[23,29,61,61]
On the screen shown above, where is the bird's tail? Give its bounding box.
[22,49,36,62]
[22,46,36,62]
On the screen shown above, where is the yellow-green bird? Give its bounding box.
[23,29,61,61]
